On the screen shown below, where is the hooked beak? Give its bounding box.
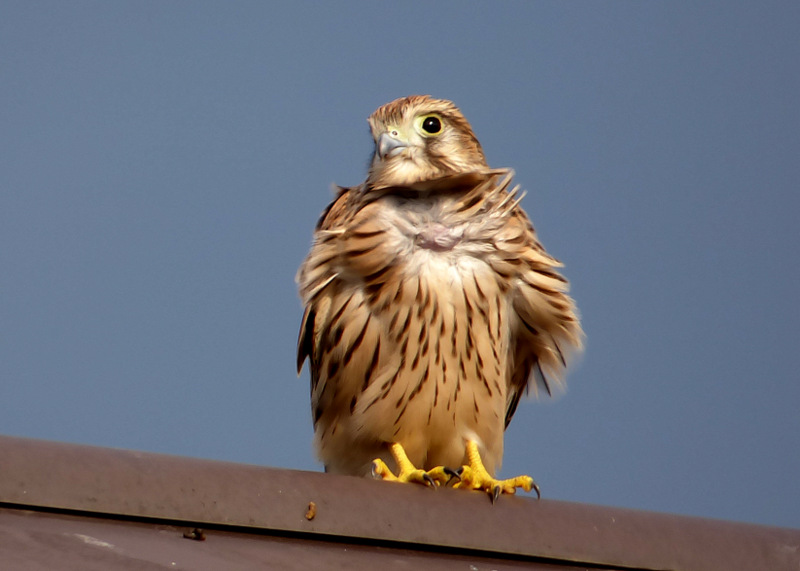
[377,130,409,159]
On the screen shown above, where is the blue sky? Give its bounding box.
[2,2,798,529]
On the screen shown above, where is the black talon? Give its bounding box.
[491,485,501,504]
[423,473,437,488]
[443,467,461,485]
[532,482,541,499]
[370,461,379,479]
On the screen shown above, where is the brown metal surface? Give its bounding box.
[1,434,798,570]
[0,507,563,571]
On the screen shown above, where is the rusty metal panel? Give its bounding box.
[1,434,798,570]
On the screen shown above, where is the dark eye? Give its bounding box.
[421,116,442,134]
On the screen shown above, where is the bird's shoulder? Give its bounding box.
[314,185,361,232]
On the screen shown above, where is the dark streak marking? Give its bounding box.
[535,361,552,397]
[490,336,500,362]
[346,245,379,258]
[394,402,410,427]
[456,192,482,213]
[431,298,439,323]
[482,375,493,397]
[475,300,489,323]
[331,326,344,346]
[407,364,429,403]
[381,373,396,392]
[351,228,384,239]
[535,268,568,283]
[416,283,429,319]
[411,348,420,371]
[342,317,369,367]
[361,338,381,391]
[394,281,405,302]
[327,359,340,379]
[521,318,539,336]
[472,272,486,300]
[400,310,412,335]
[464,292,474,321]
[326,298,352,338]
[364,282,384,299]
[554,341,567,366]
[525,280,559,296]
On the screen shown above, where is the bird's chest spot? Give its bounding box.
[415,223,462,252]
[378,197,483,276]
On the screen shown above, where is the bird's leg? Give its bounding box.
[454,440,541,502]
[371,442,457,488]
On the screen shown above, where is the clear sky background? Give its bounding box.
[2,2,798,529]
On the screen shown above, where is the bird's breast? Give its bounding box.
[376,196,493,276]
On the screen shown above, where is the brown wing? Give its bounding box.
[296,185,406,447]
[296,186,351,382]
[496,204,583,427]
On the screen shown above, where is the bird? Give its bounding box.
[296,95,582,499]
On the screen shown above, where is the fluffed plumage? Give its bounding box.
[297,95,582,490]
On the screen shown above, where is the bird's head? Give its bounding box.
[366,95,488,189]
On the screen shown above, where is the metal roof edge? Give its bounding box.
[1,434,798,570]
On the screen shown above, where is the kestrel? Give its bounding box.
[297,95,582,499]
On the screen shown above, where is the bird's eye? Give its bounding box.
[417,114,443,136]
[422,116,441,133]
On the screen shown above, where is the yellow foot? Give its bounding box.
[371,443,458,488]
[454,440,541,502]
